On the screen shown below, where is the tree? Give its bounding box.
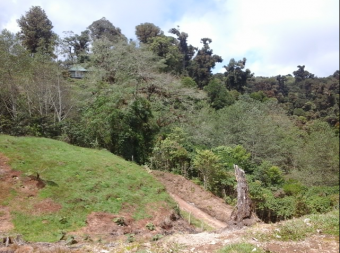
[90,39,164,85]
[17,6,56,56]
[292,120,339,186]
[0,29,32,120]
[110,98,159,164]
[224,58,253,93]
[193,149,221,190]
[62,30,90,63]
[204,78,234,109]
[189,38,223,88]
[229,165,253,226]
[293,65,315,82]
[276,75,288,96]
[253,161,284,187]
[88,17,126,43]
[150,127,191,175]
[169,27,197,72]
[135,22,163,44]
[0,29,73,137]
[148,35,183,73]
[28,57,73,123]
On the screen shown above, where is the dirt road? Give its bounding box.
[169,193,226,230]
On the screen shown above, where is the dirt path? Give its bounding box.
[170,193,226,230]
[152,171,233,223]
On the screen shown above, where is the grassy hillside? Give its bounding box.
[0,135,175,242]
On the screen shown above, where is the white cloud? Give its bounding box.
[166,0,339,76]
[1,0,338,77]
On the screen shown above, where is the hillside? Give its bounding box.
[0,135,339,253]
[0,134,195,243]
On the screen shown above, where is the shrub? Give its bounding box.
[283,180,306,196]
[146,222,155,231]
[181,76,197,88]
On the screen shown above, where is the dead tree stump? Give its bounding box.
[229,164,254,227]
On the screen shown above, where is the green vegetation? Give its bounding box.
[0,135,175,242]
[179,209,214,232]
[0,5,338,233]
[219,242,266,253]
[254,210,339,241]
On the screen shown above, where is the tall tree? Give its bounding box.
[135,22,163,44]
[169,27,197,72]
[276,75,289,96]
[148,35,183,74]
[88,17,126,43]
[224,58,253,93]
[293,65,315,82]
[0,29,32,120]
[17,6,56,56]
[193,149,221,190]
[62,30,90,63]
[189,38,222,88]
[110,98,159,164]
[90,39,164,85]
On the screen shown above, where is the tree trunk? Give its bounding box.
[229,164,254,227]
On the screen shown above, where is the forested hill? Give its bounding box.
[0,6,339,223]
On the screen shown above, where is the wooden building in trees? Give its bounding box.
[69,65,88,79]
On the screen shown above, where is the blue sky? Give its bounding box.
[1,0,339,77]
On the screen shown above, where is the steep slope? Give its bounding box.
[152,170,233,224]
[0,135,192,243]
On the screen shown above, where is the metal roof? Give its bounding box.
[69,65,88,72]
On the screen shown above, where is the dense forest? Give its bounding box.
[0,6,339,223]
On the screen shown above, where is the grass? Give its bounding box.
[253,209,339,242]
[0,134,175,242]
[179,209,214,232]
[274,209,339,241]
[218,242,267,253]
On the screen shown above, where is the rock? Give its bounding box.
[169,210,180,221]
[160,217,173,229]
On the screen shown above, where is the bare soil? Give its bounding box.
[151,170,233,223]
[0,153,339,253]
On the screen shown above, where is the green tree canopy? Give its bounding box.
[193,149,221,190]
[0,29,32,119]
[204,78,234,109]
[17,6,57,56]
[148,35,183,74]
[189,38,223,88]
[169,27,197,72]
[135,22,163,44]
[88,17,127,43]
[224,58,253,93]
[62,30,90,63]
[90,39,164,85]
[293,65,315,82]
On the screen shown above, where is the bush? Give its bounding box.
[181,76,197,88]
[306,196,332,213]
[146,222,155,231]
[283,180,306,196]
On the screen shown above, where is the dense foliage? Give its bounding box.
[0,6,339,223]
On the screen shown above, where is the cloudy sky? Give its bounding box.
[1,0,339,77]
